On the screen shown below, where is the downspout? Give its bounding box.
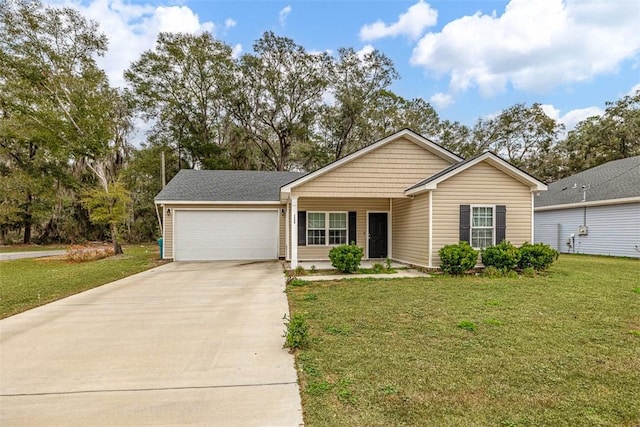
[155,203,163,234]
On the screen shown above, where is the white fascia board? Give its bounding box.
[405,153,547,196]
[154,200,283,205]
[534,196,640,211]
[280,129,462,194]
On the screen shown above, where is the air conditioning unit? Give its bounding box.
[578,225,588,236]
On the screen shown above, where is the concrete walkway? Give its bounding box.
[0,261,303,426]
[302,268,430,281]
[0,249,66,261]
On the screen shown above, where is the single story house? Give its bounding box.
[155,129,547,267]
[534,155,640,257]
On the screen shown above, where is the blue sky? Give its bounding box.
[49,0,640,130]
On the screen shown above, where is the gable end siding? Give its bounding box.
[292,137,453,198]
[432,161,532,265]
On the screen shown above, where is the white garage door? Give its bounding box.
[173,210,279,261]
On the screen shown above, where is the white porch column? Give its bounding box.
[291,196,299,268]
[285,201,290,260]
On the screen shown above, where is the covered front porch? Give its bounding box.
[284,194,434,269]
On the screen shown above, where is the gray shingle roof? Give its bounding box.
[535,155,640,207]
[155,170,307,202]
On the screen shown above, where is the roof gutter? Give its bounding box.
[535,196,640,211]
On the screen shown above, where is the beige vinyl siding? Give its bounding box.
[161,203,285,259]
[392,193,429,266]
[431,161,532,265]
[296,198,389,260]
[293,137,453,198]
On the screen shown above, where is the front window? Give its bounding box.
[307,212,347,246]
[307,212,326,245]
[471,206,494,249]
[328,213,347,245]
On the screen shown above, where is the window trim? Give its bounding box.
[470,205,495,249]
[306,211,348,246]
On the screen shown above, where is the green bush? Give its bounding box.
[283,313,309,352]
[329,244,364,273]
[482,241,520,271]
[372,263,385,273]
[518,242,559,271]
[438,241,478,275]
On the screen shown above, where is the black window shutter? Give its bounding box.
[348,211,357,244]
[459,205,471,243]
[495,205,506,244]
[298,211,306,246]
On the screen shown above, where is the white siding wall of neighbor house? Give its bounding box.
[535,203,640,258]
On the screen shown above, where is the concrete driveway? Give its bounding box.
[0,261,303,426]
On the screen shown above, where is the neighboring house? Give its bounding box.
[534,155,640,258]
[155,129,547,267]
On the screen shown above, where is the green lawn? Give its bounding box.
[0,245,164,318]
[287,255,640,426]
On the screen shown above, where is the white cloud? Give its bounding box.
[430,92,454,109]
[541,104,603,130]
[43,0,215,88]
[411,0,640,97]
[224,18,236,29]
[279,5,292,27]
[356,44,375,60]
[360,0,437,41]
[231,43,243,59]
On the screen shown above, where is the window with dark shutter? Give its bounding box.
[459,205,471,243]
[298,211,306,246]
[348,211,357,244]
[495,205,506,244]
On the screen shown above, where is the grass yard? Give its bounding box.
[287,255,640,426]
[0,244,164,318]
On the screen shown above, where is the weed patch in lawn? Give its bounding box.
[288,254,640,426]
[456,320,476,332]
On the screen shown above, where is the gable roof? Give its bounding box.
[155,170,306,203]
[405,151,548,195]
[535,155,640,209]
[280,128,463,194]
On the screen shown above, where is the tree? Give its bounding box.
[81,181,130,254]
[562,90,640,176]
[317,48,398,161]
[125,32,236,170]
[227,31,331,170]
[0,0,132,251]
[470,103,563,181]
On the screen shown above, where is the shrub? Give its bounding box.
[482,241,520,271]
[438,241,478,275]
[329,244,364,273]
[283,313,309,352]
[372,263,385,274]
[522,267,536,278]
[294,265,306,276]
[518,242,559,271]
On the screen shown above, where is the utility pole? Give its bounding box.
[161,151,166,188]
